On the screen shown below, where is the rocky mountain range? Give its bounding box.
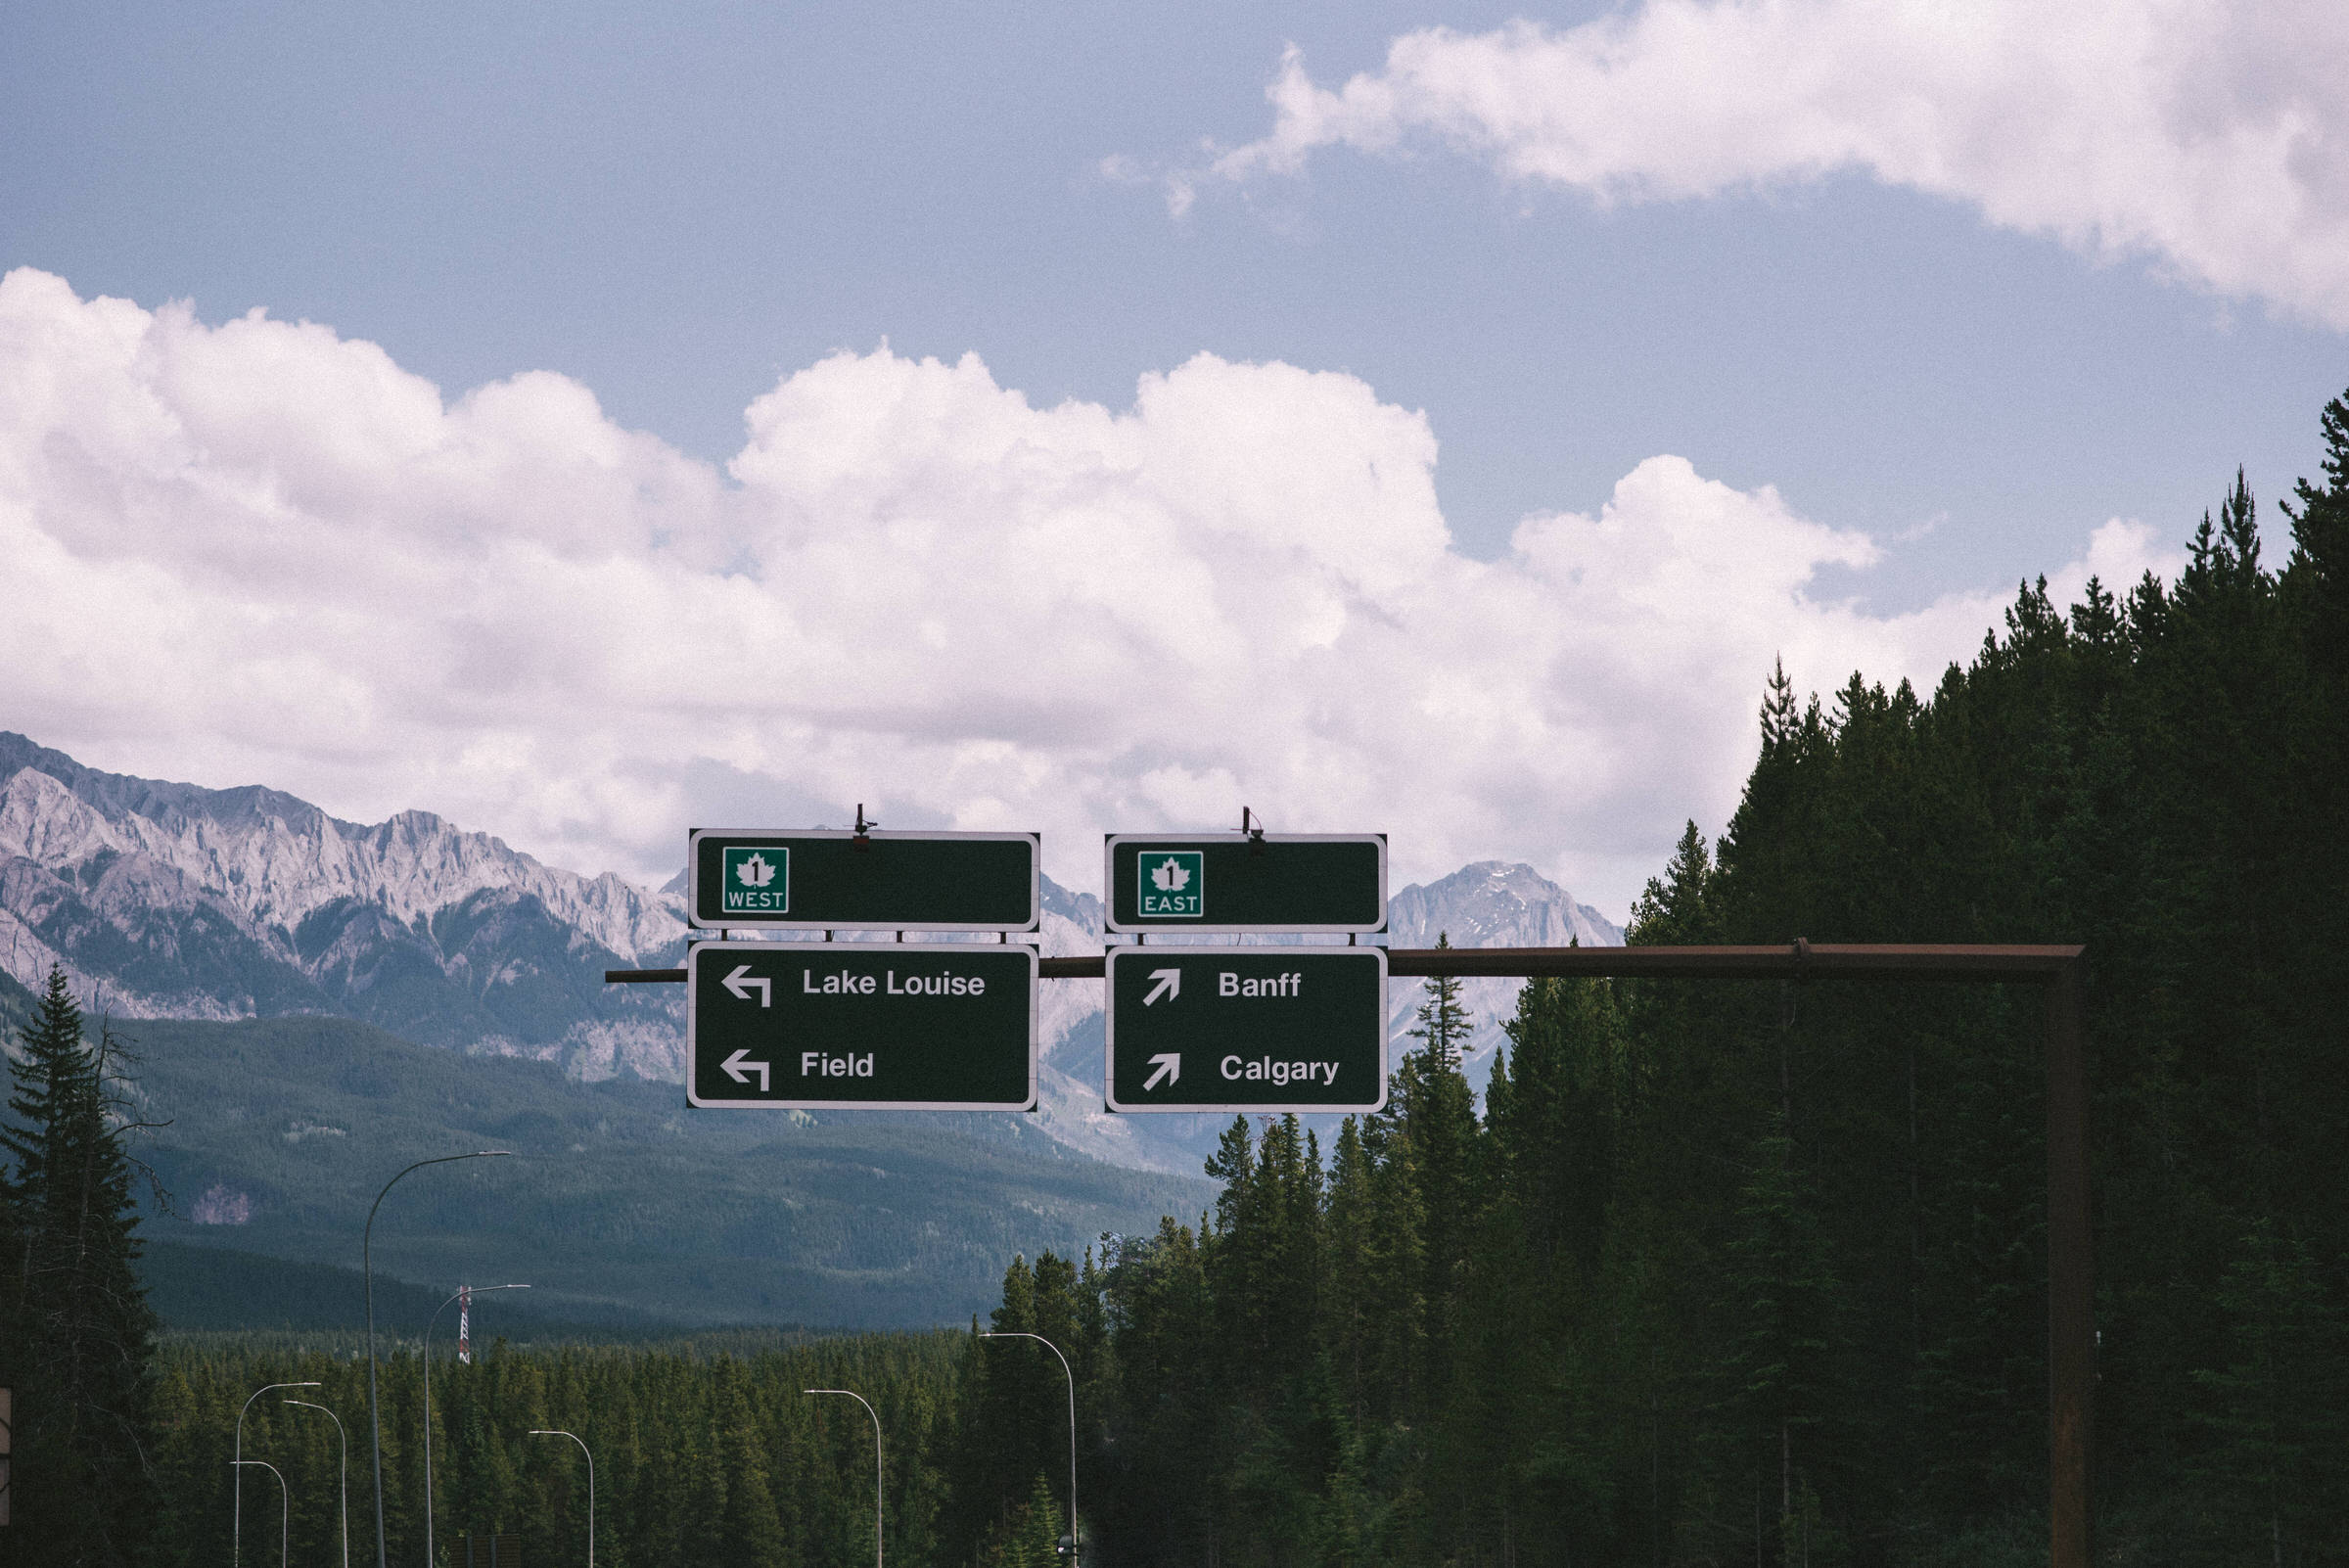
[0,733,1620,1174]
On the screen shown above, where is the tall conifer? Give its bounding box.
[1400,936,1478,1405]
[1,966,161,1567]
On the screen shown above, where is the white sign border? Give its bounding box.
[688,828,1041,933]
[1103,944,1390,1114]
[1101,833,1388,934]
[686,939,1039,1111]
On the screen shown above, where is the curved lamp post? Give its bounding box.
[364,1152,511,1568]
[980,1330,1080,1563]
[237,1381,319,1568]
[806,1389,885,1568]
[528,1429,596,1568]
[234,1459,291,1568]
[425,1283,529,1568]
[283,1399,350,1568]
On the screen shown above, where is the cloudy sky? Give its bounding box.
[3,0,2344,916]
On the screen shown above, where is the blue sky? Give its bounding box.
[3,0,2343,913]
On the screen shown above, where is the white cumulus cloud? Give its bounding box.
[1189,0,2349,330]
[0,269,2173,913]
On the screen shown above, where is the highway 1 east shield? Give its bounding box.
[1104,834,1385,933]
[1105,945,1388,1113]
[687,941,1037,1109]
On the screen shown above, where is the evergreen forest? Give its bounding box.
[9,388,2349,1565]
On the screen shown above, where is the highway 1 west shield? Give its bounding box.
[687,941,1037,1109]
[688,829,1040,933]
[1105,945,1387,1113]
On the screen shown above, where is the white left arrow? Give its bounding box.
[721,1049,770,1092]
[722,964,771,1006]
[1143,1053,1181,1091]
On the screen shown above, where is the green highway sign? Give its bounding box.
[1105,834,1385,933]
[689,829,1039,931]
[1104,945,1388,1113]
[687,941,1037,1109]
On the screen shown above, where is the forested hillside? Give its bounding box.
[940,396,2349,1564]
[146,1334,966,1568]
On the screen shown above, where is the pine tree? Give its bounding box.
[1401,935,1479,1407]
[0,1039,22,1427]
[1322,1118,1375,1426]
[1628,821,1713,945]
[1718,1114,1855,1566]
[981,1471,1065,1568]
[1094,1218,1215,1561]
[2281,387,2349,674]
[1405,933,1471,1074]
[1,967,162,1568]
[2188,1221,2347,1564]
[714,1363,788,1568]
[1492,975,1628,1280]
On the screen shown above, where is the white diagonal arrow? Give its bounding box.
[1142,968,1180,1006]
[1143,1053,1181,1091]
[722,964,770,1006]
[720,1048,770,1092]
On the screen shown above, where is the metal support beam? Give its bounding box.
[609,943,2083,986]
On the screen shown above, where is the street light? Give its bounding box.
[425,1283,530,1568]
[364,1152,512,1568]
[233,1459,291,1568]
[283,1399,350,1568]
[805,1389,884,1568]
[528,1430,596,1568]
[236,1381,319,1568]
[979,1331,1080,1563]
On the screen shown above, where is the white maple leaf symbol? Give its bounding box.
[1151,857,1190,893]
[737,853,776,888]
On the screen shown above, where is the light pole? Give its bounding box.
[237,1381,319,1568]
[284,1399,350,1568]
[980,1330,1080,1562]
[806,1389,885,1568]
[234,1459,291,1568]
[365,1151,512,1568]
[425,1283,530,1568]
[528,1430,595,1568]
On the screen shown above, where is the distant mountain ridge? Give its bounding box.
[0,732,683,1065]
[0,733,1621,1170]
[122,1013,1212,1329]
[0,734,674,957]
[1385,860,1622,1070]
[1388,859,1620,950]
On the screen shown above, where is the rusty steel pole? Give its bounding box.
[2042,961,2093,1568]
